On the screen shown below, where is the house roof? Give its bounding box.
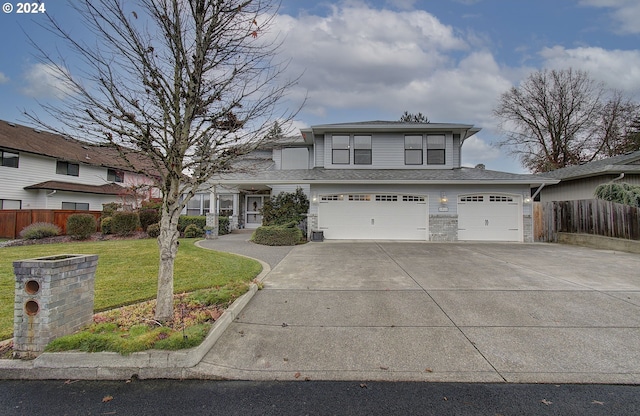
[214,166,558,186]
[0,120,156,175]
[540,151,640,181]
[300,121,481,144]
[24,181,126,195]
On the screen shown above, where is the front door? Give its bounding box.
[245,195,265,228]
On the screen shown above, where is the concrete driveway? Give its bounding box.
[197,242,640,383]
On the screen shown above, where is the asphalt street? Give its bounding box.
[1,379,640,415]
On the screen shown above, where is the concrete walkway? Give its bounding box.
[193,241,640,383]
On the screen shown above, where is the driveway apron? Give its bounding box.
[196,241,640,383]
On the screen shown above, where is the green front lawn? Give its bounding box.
[0,238,262,340]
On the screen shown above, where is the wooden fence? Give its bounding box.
[534,200,640,242]
[0,210,102,239]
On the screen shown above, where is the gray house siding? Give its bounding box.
[540,174,640,202]
[321,132,457,170]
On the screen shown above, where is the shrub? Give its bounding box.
[111,211,140,236]
[139,209,160,231]
[141,198,162,212]
[251,222,303,246]
[102,202,121,219]
[178,215,206,232]
[19,222,61,240]
[184,224,204,238]
[147,223,160,238]
[262,187,309,226]
[101,216,113,235]
[595,182,640,207]
[219,216,230,235]
[66,214,98,240]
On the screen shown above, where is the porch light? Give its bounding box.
[524,196,532,204]
[312,193,318,203]
[440,192,448,204]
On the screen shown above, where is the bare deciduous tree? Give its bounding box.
[26,0,299,321]
[494,68,638,172]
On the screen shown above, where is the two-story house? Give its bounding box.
[0,120,158,211]
[210,121,558,242]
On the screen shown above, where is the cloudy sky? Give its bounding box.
[1,0,639,172]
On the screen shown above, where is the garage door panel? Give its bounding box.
[318,195,427,240]
[458,195,521,242]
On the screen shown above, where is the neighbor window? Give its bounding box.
[332,135,350,164]
[56,160,80,176]
[427,135,446,165]
[1,149,19,168]
[0,199,21,209]
[62,202,90,210]
[353,135,372,165]
[107,169,124,183]
[404,135,423,165]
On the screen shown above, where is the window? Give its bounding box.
[186,193,211,216]
[353,135,372,165]
[0,199,21,209]
[489,195,514,202]
[1,149,19,168]
[405,135,423,165]
[218,194,234,217]
[460,195,484,202]
[427,135,446,165]
[107,169,124,183]
[375,195,397,202]
[332,135,350,164]
[348,194,371,201]
[56,161,80,176]
[62,202,90,210]
[321,195,343,201]
[403,195,425,202]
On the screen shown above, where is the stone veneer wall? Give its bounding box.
[523,214,533,242]
[429,215,458,241]
[13,254,98,358]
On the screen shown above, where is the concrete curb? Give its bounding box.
[0,249,270,381]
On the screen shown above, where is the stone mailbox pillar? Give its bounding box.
[13,254,98,359]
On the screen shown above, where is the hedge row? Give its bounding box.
[251,222,302,246]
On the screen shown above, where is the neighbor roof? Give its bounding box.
[24,181,126,195]
[0,120,157,175]
[540,151,640,181]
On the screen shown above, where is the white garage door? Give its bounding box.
[457,194,521,241]
[318,194,428,240]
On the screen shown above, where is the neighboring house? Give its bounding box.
[538,151,640,203]
[0,120,158,211]
[209,121,558,242]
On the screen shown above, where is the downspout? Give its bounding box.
[610,173,625,182]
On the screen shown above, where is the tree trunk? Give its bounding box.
[155,199,181,322]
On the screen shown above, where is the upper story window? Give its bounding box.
[427,135,445,165]
[107,169,124,183]
[353,135,372,165]
[332,135,350,164]
[1,149,19,168]
[404,135,423,165]
[56,160,79,176]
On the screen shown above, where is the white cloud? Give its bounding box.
[21,63,76,99]
[579,0,640,34]
[539,46,640,95]
[0,72,8,84]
